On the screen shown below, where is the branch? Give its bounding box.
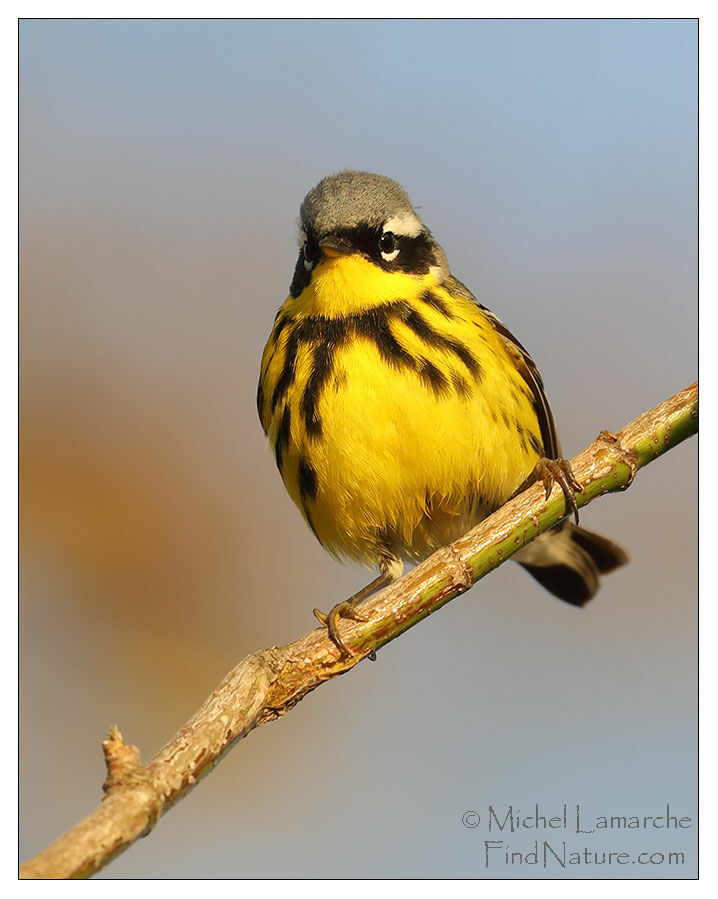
[20,382,698,879]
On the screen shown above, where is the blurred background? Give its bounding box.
[20,19,696,878]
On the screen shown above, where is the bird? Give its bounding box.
[257,170,628,656]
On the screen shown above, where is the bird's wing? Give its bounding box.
[447,275,562,459]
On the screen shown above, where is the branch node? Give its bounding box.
[443,544,473,592]
[101,726,154,795]
[597,428,639,487]
[101,726,162,837]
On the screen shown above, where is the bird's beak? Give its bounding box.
[319,235,353,258]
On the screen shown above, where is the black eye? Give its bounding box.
[303,240,317,267]
[379,231,397,254]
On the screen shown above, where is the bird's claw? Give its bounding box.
[533,457,584,525]
[515,457,584,525]
[313,601,368,657]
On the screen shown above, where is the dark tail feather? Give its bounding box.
[514,524,629,608]
[569,526,630,574]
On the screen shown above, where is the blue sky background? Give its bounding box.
[20,19,696,878]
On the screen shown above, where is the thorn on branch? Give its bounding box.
[101,726,161,837]
[101,726,146,794]
[102,726,141,794]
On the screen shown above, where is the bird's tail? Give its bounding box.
[514,523,629,607]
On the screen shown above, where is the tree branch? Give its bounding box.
[20,382,698,879]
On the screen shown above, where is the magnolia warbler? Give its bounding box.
[257,171,628,655]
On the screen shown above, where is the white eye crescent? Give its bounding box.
[379,231,399,262]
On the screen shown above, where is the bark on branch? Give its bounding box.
[20,382,698,879]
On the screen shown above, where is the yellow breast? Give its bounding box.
[258,255,543,567]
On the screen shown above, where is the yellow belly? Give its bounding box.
[258,258,544,567]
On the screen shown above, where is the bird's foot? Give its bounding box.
[516,457,584,525]
[313,556,402,658]
[313,600,368,658]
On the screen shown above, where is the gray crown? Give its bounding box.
[300,170,420,235]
